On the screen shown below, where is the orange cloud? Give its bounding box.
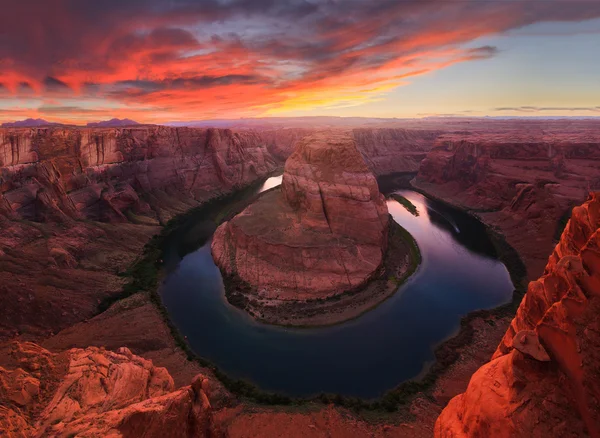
[1,0,599,123]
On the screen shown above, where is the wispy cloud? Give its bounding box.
[495,106,600,113]
[1,0,600,122]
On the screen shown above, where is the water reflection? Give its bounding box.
[259,175,283,192]
[396,191,498,260]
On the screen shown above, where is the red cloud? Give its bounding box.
[1,0,599,123]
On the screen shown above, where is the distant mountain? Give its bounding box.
[1,118,58,128]
[87,118,141,128]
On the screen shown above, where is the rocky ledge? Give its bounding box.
[435,192,600,437]
[0,341,223,438]
[211,131,418,325]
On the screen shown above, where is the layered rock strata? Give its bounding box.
[415,130,600,279]
[0,127,288,223]
[0,126,445,225]
[353,128,441,175]
[211,131,389,300]
[435,192,600,437]
[0,341,222,438]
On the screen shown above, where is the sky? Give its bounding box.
[1,0,599,124]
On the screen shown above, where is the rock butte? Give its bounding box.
[211,131,390,301]
[435,192,600,438]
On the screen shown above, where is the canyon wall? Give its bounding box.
[0,126,441,225]
[0,127,289,224]
[353,128,441,175]
[435,192,600,437]
[414,130,600,278]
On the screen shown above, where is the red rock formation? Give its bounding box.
[353,128,441,175]
[0,341,222,437]
[435,192,600,438]
[211,131,389,300]
[0,126,286,223]
[415,130,600,278]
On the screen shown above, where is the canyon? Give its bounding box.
[414,123,600,279]
[1,119,600,437]
[0,125,437,340]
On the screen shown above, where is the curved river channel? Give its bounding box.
[160,176,513,398]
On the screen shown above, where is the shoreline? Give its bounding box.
[220,218,422,328]
[409,178,528,292]
[102,172,528,414]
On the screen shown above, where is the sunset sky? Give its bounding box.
[1,0,600,124]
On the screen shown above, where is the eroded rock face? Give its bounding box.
[352,128,441,175]
[211,131,389,300]
[0,126,443,224]
[415,130,600,279]
[0,341,221,438]
[0,126,287,223]
[435,192,600,438]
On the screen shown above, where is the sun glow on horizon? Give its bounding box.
[1,3,599,124]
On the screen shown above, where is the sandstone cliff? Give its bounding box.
[435,192,600,437]
[415,130,600,278]
[211,131,389,300]
[0,341,222,438]
[353,128,441,175]
[0,127,285,224]
[0,126,442,226]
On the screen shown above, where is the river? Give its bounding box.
[159,176,513,398]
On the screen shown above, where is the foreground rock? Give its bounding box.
[0,341,222,438]
[435,192,600,437]
[212,131,389,303]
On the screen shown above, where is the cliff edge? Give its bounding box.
[435,192,600,437]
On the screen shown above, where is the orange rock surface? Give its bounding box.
[0,341,221,438]
[211,131,389,300]
[435,192,600,437]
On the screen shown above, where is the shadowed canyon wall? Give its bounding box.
[0,127,286,224]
